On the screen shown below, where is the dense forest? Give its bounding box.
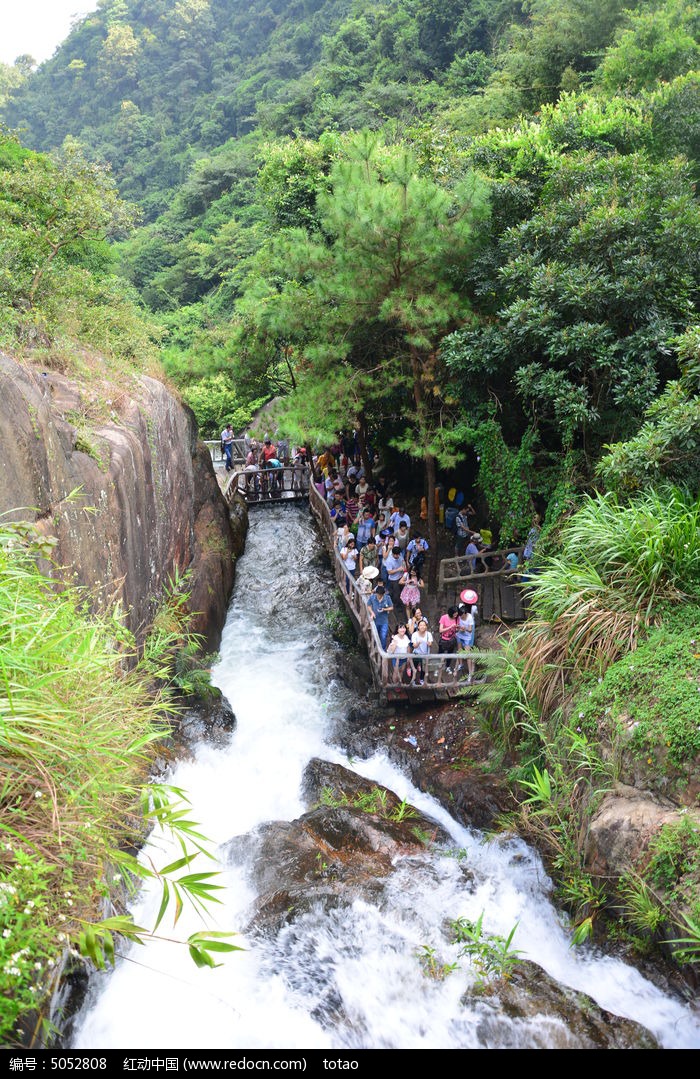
[1,0,700,1045]
[2,0,699,540]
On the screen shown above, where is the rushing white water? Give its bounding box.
[73,506,700,1050]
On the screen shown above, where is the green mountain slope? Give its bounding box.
[3,0,643,217]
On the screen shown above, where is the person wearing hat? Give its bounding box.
[456,602,477,684]
[358,564,379,599]
[367,582,393,650]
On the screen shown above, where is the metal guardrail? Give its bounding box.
[203,439,248,465]
[221,464,310,506]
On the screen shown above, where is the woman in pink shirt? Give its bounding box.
[438,606,459,676]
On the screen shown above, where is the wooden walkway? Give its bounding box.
[439,550,527,622]
[221,470,528,703]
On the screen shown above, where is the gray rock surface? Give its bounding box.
[0,353,239,649]
[585,785,682,878]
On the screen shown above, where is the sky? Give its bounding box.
[0,1,96,66]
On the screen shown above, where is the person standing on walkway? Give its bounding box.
[456,602,476,684]
[340,537,359,594]
[399,568,424,621]
[220,423,235,472]
[406,532,429,576]
[454,507,470,556]
[359,535,379,574]
[389,505,411,533]
[438,606,459,677]
[259,436,277,497]
[383,544,407,614]
[464,532,483,573]
[523,513,542,562]
[388,624,414,684]
[410,619,433,686]
[367,583,393,650]
[355,506,376,551]
[243,439,260,497]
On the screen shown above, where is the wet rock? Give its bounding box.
[302,757,397,811]
[472,961,659,1048]
[414,757,512,831]
[178,688,237,747]
[222,763,448,935]
[585,785,682,878]
[341,650,374,694]
[335,699,512,831]
[328,700,395,759]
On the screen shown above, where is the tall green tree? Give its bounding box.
[444,101,700,499]
[237,132,489,584]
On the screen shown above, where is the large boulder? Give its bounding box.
[0,353,237,649]
[585,785,682,878]
[222,760,450,934]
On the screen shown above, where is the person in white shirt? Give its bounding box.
[388,624,413,683]
[410,619,433,686]
[220,423,234,472]
[389,506,411,533]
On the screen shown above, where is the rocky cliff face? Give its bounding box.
[0,353,241,649]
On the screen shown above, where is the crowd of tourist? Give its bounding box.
[303,438,488,687]
[222,424,539,688]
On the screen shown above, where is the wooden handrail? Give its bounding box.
[438,546,525,592]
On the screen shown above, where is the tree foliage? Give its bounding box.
[0,132,160,361]
[0,0,698,526]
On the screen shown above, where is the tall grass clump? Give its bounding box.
[0,525,232,1046]
[478,488,700,940]
[517,487,700,716]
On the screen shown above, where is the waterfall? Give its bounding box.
[72,506,700,1050]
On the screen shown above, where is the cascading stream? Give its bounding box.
[73,506,700,1050]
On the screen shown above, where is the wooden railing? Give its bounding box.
[438,547,528,621]
[308,485,476,697]
[222,465,310,506]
